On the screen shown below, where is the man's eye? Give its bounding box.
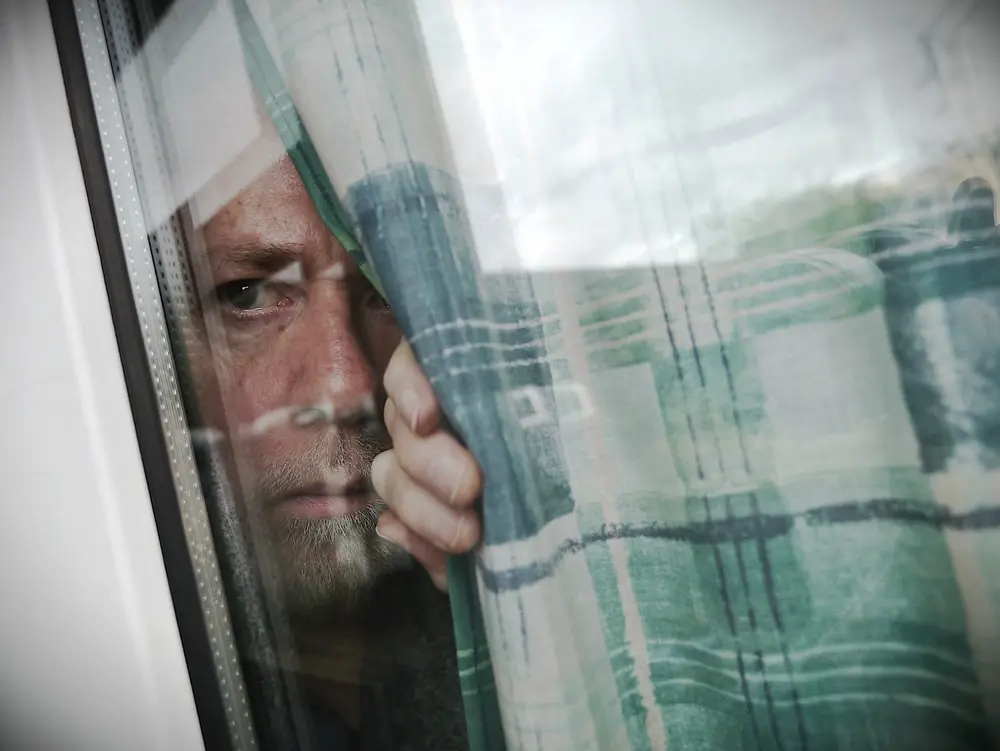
[362,289,393,314]
[214,279,291,312]
[216,279,266,310]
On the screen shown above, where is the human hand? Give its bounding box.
[371,340,483,591]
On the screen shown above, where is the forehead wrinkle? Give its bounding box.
[200,162,362,282]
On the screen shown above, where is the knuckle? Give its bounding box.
[444,451,481,507]
[392,434,421,478]
[458,456,484,502]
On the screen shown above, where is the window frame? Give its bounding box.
[48,1,257,749]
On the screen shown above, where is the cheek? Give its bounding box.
[201,345,290,432]
[185,331,228,427]
[229,358,288,424]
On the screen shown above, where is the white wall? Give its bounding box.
[0,2,205,749]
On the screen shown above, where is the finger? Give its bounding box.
[383,340,438,435]
[376,510,448,591]
[371,450,480,554]
[384,398,481,508]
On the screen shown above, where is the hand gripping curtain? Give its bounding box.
[233,1,1000,748]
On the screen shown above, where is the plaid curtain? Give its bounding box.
[235,1,1000,748]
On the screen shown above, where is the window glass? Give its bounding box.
[73,0,1000,749]
[75,0,467,748]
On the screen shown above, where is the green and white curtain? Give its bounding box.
[234,0,1000,748]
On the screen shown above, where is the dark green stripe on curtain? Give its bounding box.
[230,3,506,749]
[231,0,384,300]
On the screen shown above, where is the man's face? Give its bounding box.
[190,155,410,615]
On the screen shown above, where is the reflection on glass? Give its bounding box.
[106,1,472,748]
[190,148,466,749]
[95,0,1000,748]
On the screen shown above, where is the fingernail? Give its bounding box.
[376,518,402,546]
[431,453,459,496]
[398,389,422,432]
[447,459,471,505]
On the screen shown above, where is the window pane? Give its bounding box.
[69,0,264,748]
[72,0,469,748]
[71,0,1000,749]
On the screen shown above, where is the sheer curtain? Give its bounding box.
[235,0,1000,748]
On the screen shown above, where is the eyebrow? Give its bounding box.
[206,243,308,275]
[203,241,366,291]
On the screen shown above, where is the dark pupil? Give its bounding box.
[221,280,261,310]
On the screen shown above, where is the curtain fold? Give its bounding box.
[234,1,1000,748]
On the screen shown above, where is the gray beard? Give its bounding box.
[246,420,412,618]
[192,428,465,749]
[270,508,414,617]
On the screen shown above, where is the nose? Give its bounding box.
[285,285,377,427]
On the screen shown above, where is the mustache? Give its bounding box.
[250,420,391,509]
